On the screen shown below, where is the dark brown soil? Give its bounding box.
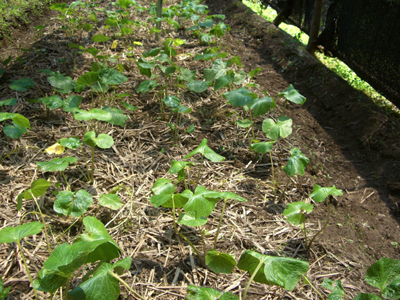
[0,0,399,299]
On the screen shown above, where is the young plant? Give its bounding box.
[237,250,309,299]
[185,285,238,300]
[0,112,31,139]
[167,160,194,190]
[162,95,193,142]
[0,276,10,300]
[0,222,44,300]
[277,84,306,115]
[36,157,78,191]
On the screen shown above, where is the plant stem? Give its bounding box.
[269,151,276,201]
[30,192,51,254]
[16,240,39,300]
[81,148,91,182]
[302,275,325,299]
[214,198,227,249]
[249,110,255,140]
[242,259,264,300]
[64,277,70,300]
[61,171,71,191]
[194,155,204,188]
[308,197,330,252]
[90,146,95,183]
[282,99,288,115]
[277,176,291,202]
[109,271,147,300]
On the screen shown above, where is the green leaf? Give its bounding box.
[136,57,155,77]
[365,257,400,295]
[352,294,381,300]
[179,68,196,82]
[186,80,210,93]
[9,77,34,92]
[236,119,252,128]
[321,279,346,300]
[249,67,261,79]
[12,114,30,128]
[233,70,246,85]
[37,157,77,172]
[85,47,100,58]
[102,106,128,126]
[98,194,123,210]
[185,286,238,300]
[151,178,175,195]
[283,148,309,177]
[277,84,306,105]
[262,116,292,140]
[249,97,276,117]
[76,72,99,86]
[214,73,234,91]
[383,278,400,299]
[74,108,112,122]
[3,124,26,139]
[0,222,43,243]
[198,19,214,29]
[42,95,63,109]
[21,179,51,200]
[250,141,275,154]
[168,161,194,174]
[0,277,10,300]
[183,186,220,218]
[283,201,313,226]
[174,105,191,114]
[0,98,17,106]
[177,212,208,227]
[204,59,227,81]
[84,132,114,149]
[59,137,82,150]
[48,72,75,94]
[98,67,128,85]
[237,250,309,291]
[206,250,236,274]
[185,124,195,133]
[194,53,218,61]
[38,68,55,75]
[223,87,257,107]
[121,101,137,111]
[163,96,181,108]
[137,79,159,93]
[54,190,93,217]
[63,95,82,113]
[184,138,225,162]
[143,47,160,57]
[92,34,110,43]
[310,184,343,203]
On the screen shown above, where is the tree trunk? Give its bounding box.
[306,0,324,56]
[273,0,296,27]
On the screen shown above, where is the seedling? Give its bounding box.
[185,285,238,300]
[0,112,31,139]
[36,157,78,191]
[162,95,193,142]
[167,160,195,190]
[54,189,93,217]
[0,222,44,300]
[277,84,306,115]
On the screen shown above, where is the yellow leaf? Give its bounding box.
[133,41,143,46]
[45,143,65,155]
[111,40,118,49]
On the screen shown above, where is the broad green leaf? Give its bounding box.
[178,212,208,227]
[38,69,55,75]
[174,105,191,114]
[321,279,346,300]
[210,22,230,38]
[0,222,43,243]
[249,67,262,79]
[184,138,225,162]
[21,179,51,200]
[250,141,275,154]
[151,178,175,195]
[185,286,238,300]
[179,68,196,82]
[150,194,173,207]
[249,97,276,117]
[283,201,313,226]
[352,294,381,300]
[85,47,100,58]
[60,137,82,150]
[262,116,292,140]
[142,47,160,57]
[198,19,214,29]
[233,70,246,85]
[42,95,63,109]
[168,161,194,174]
[183,186,220,218]
[204,191,247,202]
[137,79,159,93]
[236,119,251,128]
[102,106,128,126]
[76,72,99,86]
[92,34,110,43]
[206,250,236,274]
[37,157,77,172]
[277,84,306,105]
[200,33,212,43]
[226,56,242,67]
[0,112,17,122]
[283,148,309,177]
[121,26,133,35]
[186,80,210,93]
[48,72,75,94]
[310,184,343,203]
[204,59,227,81]
[365,258,400,294]
[54,190,93,217]
[194,53,218,61]
[84,132,114,149]
[9,77,34,92]
[12,114,30,128]
[214,73,234,91]
[3,124,26,139]
[383,278,400,299]
[98,67,128,85]
[223,87,257,107]
[98,194,123,210]
[237,250,309,291]
[121,101,137,111]
[74,108,112,122]
[185,124,195,133]
[163,96,181,108]
[63,95,82,113]
[136,57,155,77]
[0,98,17,106]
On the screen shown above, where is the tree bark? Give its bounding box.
[306,0,324,56]
[273,0,297,27]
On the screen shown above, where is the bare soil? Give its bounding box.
[0,0,399,299]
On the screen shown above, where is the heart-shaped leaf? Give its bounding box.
[83,132,114,149]
[74,108,112,122]
[76,72,99,86]
[206,249,236,274]
[92,34,110,43]
[42,95,63,109]
[177,212,208,227]
[214,73,234,91]
[121,101,137,111]
[277,84,306,105]
[0,113,30,128]
[186,80,210,93]
[321,279,346,300]
[262,116,292,140]
[98,67,128,85]
[168,161,194,174]
[179,68,196,82]
[0,222,43,243]
[250,141,275,154]
[183,186,221,218]
[204,59,227,81]
[102,106,128,126]
[283,148,309,177]
[3,124,27,139]
[236,119,252,128]
[223,87,257,107]
[37,157,77,172]
[48,72,75,94]
[63,95,82,113]
[20,179,51,201]
[143,47,160,57]
[0,98,17,106]
[98,194,123,210]
[137,79,159,93]
[249,97,276,117]
[237,250,309,291]
[283,201,313,226]
[54,190,93,217]
[185,286,238,300]
[60,137,82,150]
[310,184,343,203]
[184,138,225,162]
[9,77,34,92]
[163,96,181,108]
[365,257,400,296]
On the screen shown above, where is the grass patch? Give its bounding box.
[243,0,399,115]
